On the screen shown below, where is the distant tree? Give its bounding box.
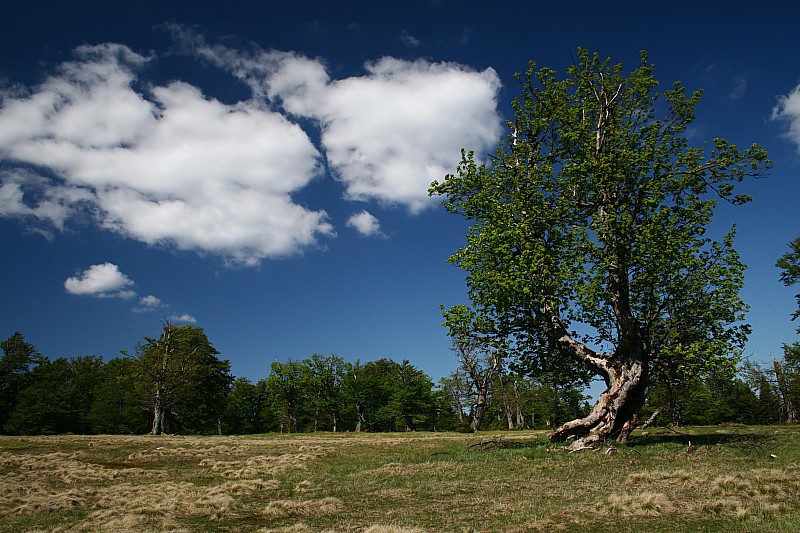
[5,357,67,434]
[0,332,44,433]
[492,372,528,430]
[442,304,505,431]
[381,359,437,431]
[266,359,306,433]
[341,359,393,432]
[523,375,589,429]
[430,48,769,448]
[5,355,103,434]
[743,346,800,424]
[89,357,149,434]
[221,377,270,434]
[439,370,472,430]
[778,343,800,422]
[304,353,347,432]
[65,355,105,434]
[134,323,232,435]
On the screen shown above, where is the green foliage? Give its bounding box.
[4,356,104,435]
[0,332,44,433]
[777,237,800,326]
[220,377,270,434]
[265,359,307,432]
[430,48,770,420]
[263,356,438,433]
[135,323,233,434]
[88,357,149,434]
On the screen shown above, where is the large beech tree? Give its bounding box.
[430,49,770,449]
[134,323,232,435]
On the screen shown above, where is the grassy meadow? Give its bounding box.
[1,426,799,532]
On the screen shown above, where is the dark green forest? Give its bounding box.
[1,323,798,436]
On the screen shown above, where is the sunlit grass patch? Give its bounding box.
[0,427,799,531]
[261,497,344,518]
[605,492,675,516]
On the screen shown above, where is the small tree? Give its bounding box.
[431,48,769,449]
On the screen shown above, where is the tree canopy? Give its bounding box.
[430,48,770,448]
[134,323,232,435]
[777,236,800,327]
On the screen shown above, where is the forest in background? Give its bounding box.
[1,324,797,436]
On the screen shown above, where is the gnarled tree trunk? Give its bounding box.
[547,309,648,450]
[550,355,648,449]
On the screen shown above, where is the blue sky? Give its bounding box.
[1,0,798,387]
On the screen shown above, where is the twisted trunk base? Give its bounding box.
[550,356,648,450]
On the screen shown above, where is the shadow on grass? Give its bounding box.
[630,428,778,451]
[466,436,548,452]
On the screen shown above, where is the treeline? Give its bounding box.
[1,325,798,435]
[0,323,591,435]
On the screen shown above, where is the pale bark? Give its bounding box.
[550,355,647,449]
[546,312,648,450]
[641,407,664,429]
[471,386,489,432]
[151,389,165,435]
[774,358,798,423]
[150,388,173,435]
[513,380,525,430]
[355,404,366,432]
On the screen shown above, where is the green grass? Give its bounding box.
[1,426,799,532]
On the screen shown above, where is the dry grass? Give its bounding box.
[1,427,799,532]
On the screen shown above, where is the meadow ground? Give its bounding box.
[1,426,799,532]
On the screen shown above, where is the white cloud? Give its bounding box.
[0,32,502,263]
[346,210,382,237]
[0,170,94,232]
[169,313,197,324]
[176,28,502,213]
[0,43,332,265]
[266,55,502,212]
[133,294,167,313]
[773,83,800,153]
[64,263,136,298]
[139,295,162,307]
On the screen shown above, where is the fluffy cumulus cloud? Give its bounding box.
[64,262,135,298]
[346,210,382,237]
[265,55,502,212]
[66,263,196,318]
[0,31,502,263]
[133,294,166,313]
[0,43,331,265]
[176,28,502,212]
[773,84,800,152]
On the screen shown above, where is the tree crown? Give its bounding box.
[430,48,770,383]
